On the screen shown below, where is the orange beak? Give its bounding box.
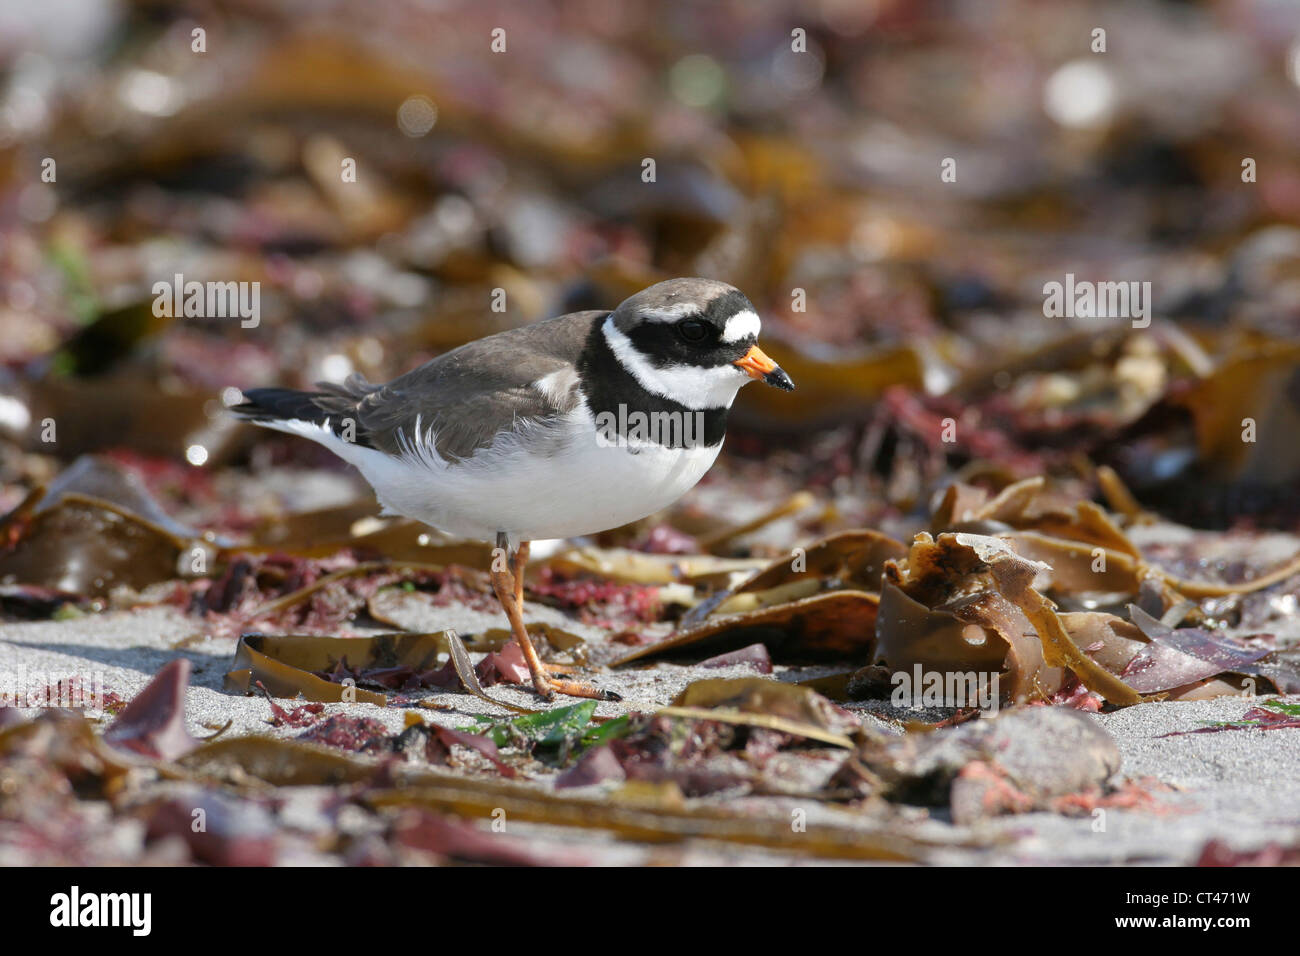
[733,344,794,390]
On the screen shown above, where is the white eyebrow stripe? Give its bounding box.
[720,309,761,343]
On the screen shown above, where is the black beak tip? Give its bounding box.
[764,367,795,391]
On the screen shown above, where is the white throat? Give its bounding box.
[602,316,749,410]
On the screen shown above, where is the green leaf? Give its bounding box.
[48,240,100,325]
[1261,698,1300,717]
[474,701,598,749]
[580,715,633,750]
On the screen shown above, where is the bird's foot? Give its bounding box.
[530,667,622,703]
[492,536,622,704]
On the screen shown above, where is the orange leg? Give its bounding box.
[491,534,620,703]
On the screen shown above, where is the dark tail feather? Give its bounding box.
[231,386,374,448]
[230,387,332,425]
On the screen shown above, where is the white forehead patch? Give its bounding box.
[639,302,700,323]
[720,309,761,343]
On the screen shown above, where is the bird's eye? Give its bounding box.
[676,318,709,343]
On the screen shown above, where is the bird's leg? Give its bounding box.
[491,534,554,699]
[489,534,620,703]
[513,539,529,607]
[511,542,587,680]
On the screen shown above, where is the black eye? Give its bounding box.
[676,318,709,343]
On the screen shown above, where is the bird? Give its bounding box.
[231,277,794,702]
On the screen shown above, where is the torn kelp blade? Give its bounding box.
[879,532,1147,706]
[1003,530,1163,598]
[0,491,190,596]
[873,581,1065,705]
[934,478,1300,602]
[874,583,1011,677]
[1056,611,1149,675]
[41,454,211,542]
[938,475,1142,560]
[224,631,461,706]
[614,590,880,666]
[679,528,905,629]
[1123,605,1274,694]
[221,627,562,713]
[953,533,1147,706]
[226,644,388,707]
[231,630,452,673]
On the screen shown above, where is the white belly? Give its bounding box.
[326,407,723,543]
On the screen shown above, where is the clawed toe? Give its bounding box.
[536,671,622,702]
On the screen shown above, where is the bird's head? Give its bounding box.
[602,277,794,409]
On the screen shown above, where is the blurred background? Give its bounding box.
[3,0,1300,545]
